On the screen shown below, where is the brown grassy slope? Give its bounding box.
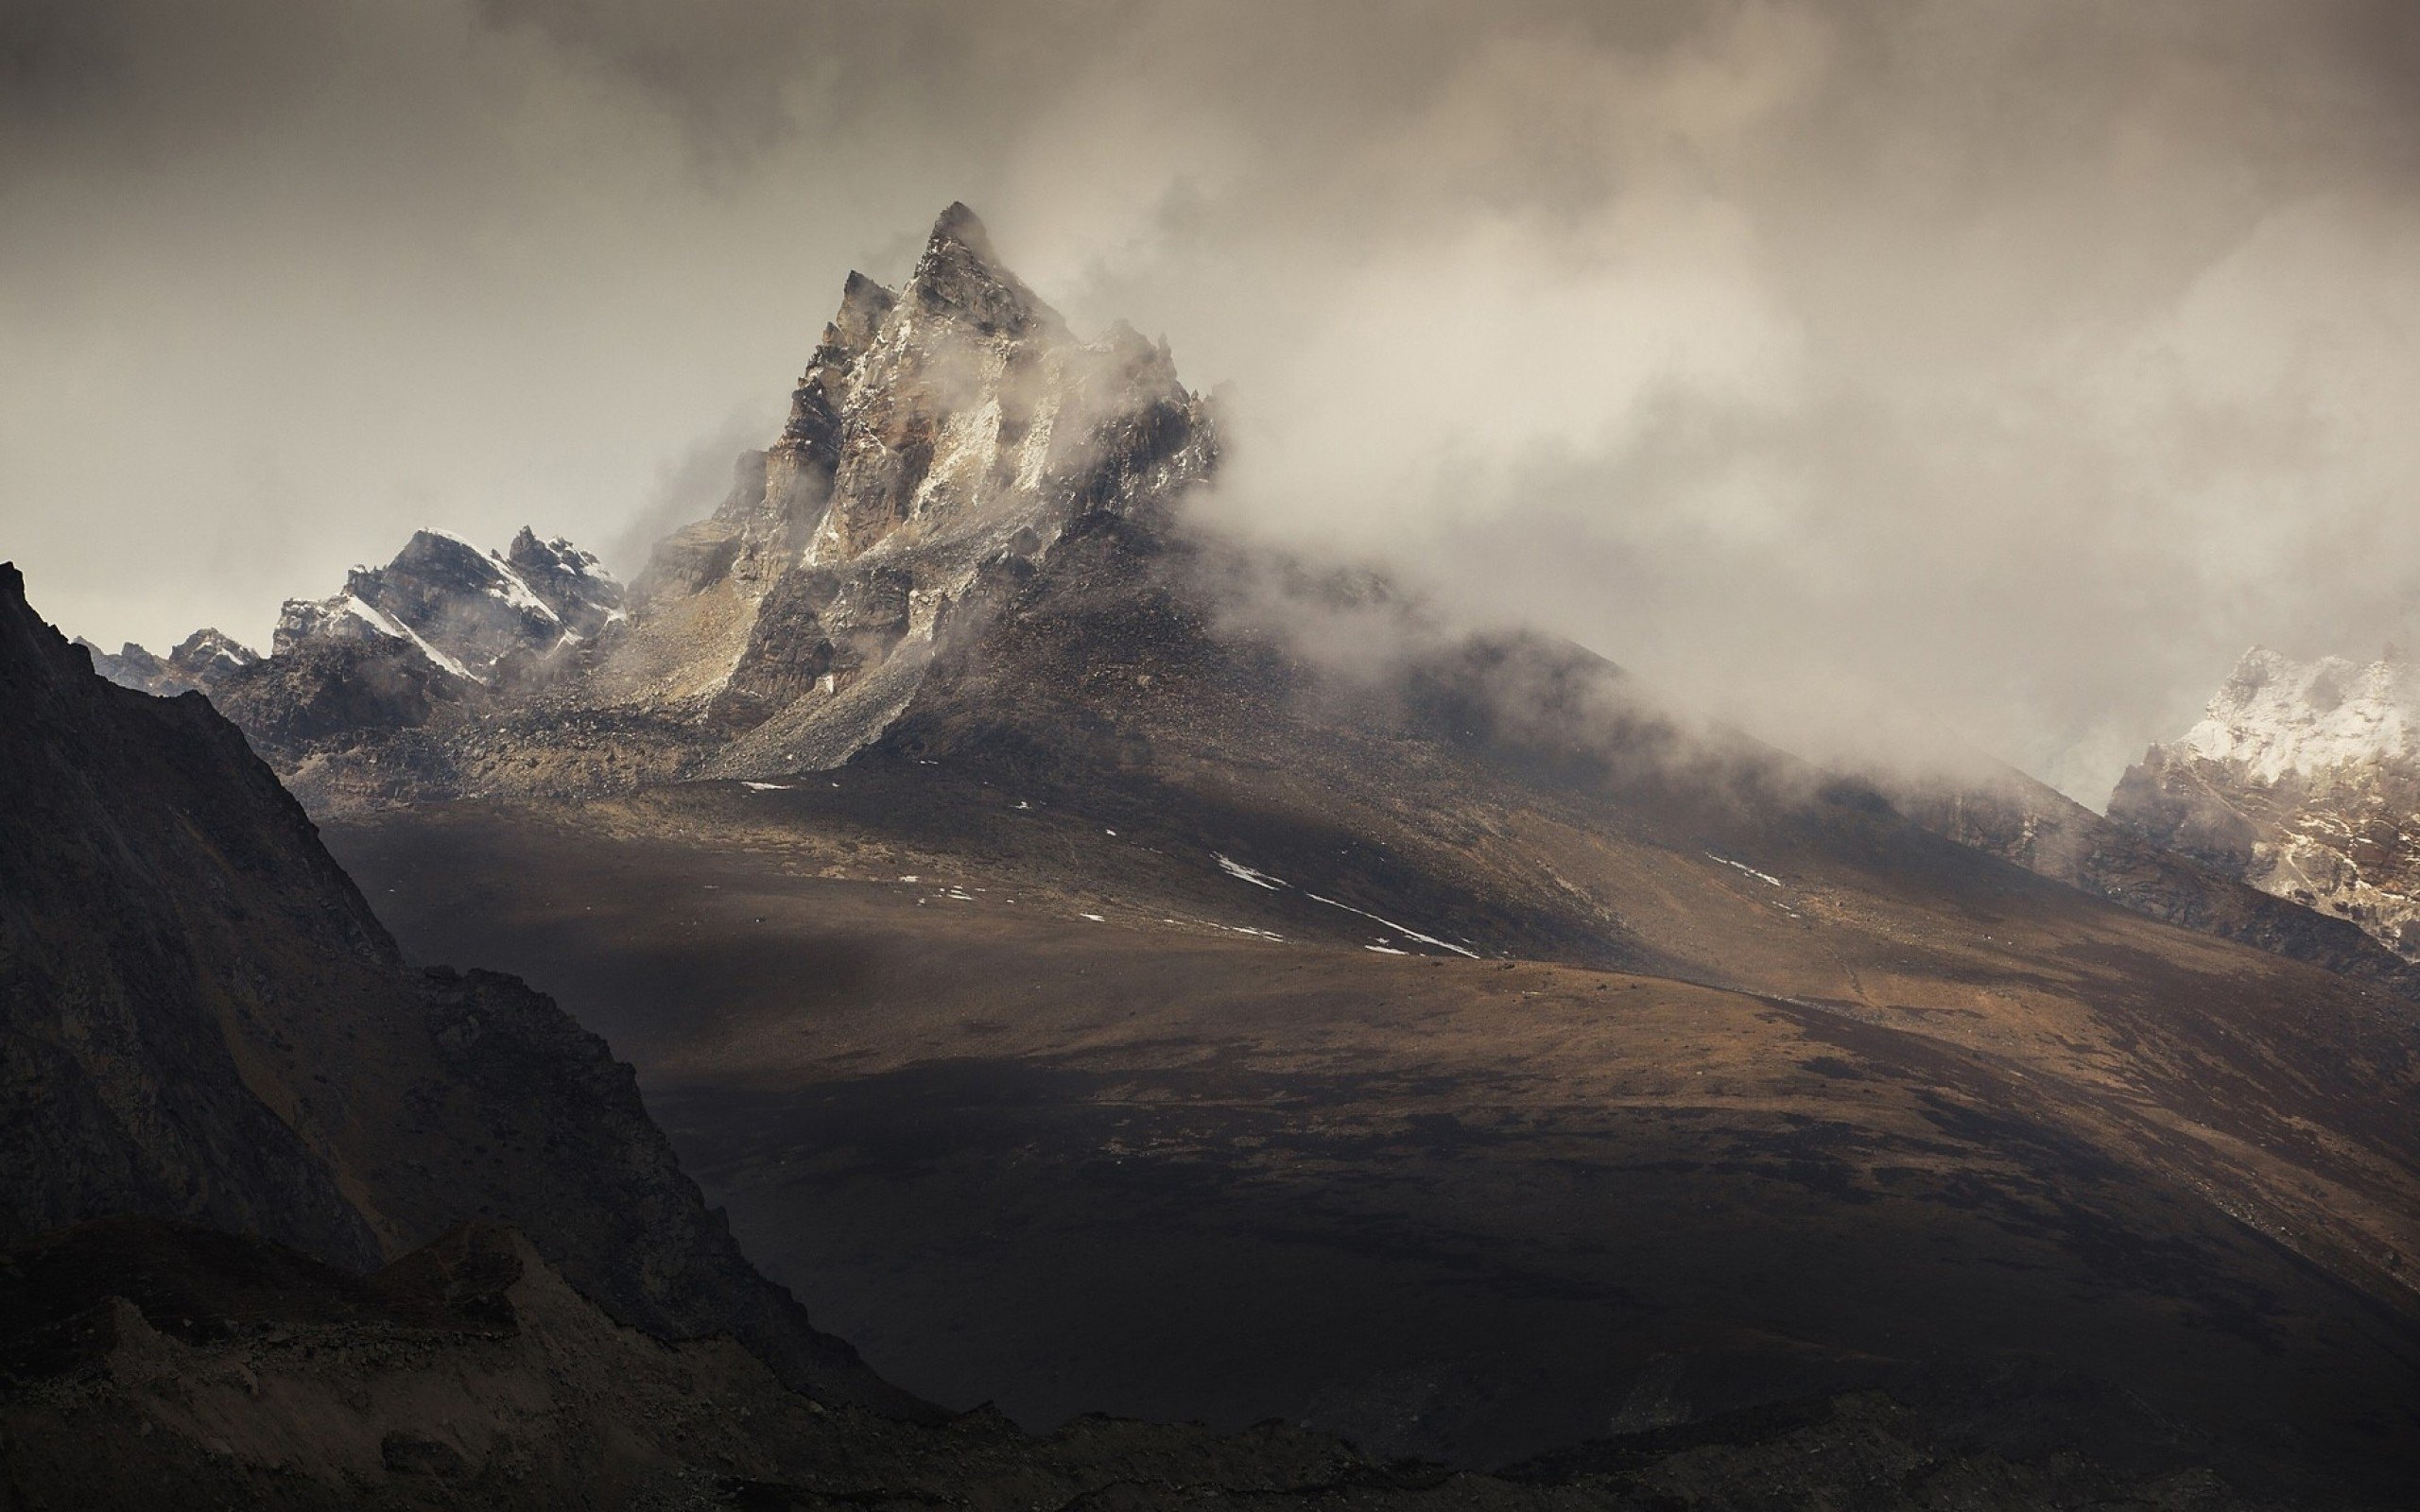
[330,769,2420,1486]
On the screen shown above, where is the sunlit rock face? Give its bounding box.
[2111,645,2420,959]
[615,201,1217,770]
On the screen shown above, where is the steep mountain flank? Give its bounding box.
[0,561,905,1412]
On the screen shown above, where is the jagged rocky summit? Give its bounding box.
[596,199,1211,770]
[77,627,260,697]
[139,203,1211,813]
[2111,644,2420,960]
[79,201,2420,1025]
[273,526,624,684]
[81,524,623,753]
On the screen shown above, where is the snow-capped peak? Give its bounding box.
[171,627,259,674]
[269,524,624,684]
[2179,645,2420,783]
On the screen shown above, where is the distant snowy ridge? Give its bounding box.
[271,525,625,685]
[2112,643,2420,962]
[2180,646,2420,784]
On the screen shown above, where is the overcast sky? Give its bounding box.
[6,0,2419,800]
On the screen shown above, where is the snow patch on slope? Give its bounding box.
[1304,893,1480,958]
[339,596,477,681]
[1216,853,1285,890]
[1705,852,1784,887]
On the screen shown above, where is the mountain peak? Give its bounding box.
[2115,636,2420,963]
[929,200,994,258]
[0,561,81,690]
[830,270,898,352]
[168,627,258,680]
[270,525,623,683]
[2179,643,2416,783]
[906,201,1057,336]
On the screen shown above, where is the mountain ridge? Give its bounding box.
[96,203,2420,1022]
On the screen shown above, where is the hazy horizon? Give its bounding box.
[8,0,2420,802]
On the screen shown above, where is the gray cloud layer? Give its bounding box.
[6,0,2418,799]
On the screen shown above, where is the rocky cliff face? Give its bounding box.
[184,526,626,793]
[79,525,621,762]
[0,560,907,1413]
[2109,646,2420,961]
[82,517,624,706]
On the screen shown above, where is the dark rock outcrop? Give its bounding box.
[0,560,909,1414]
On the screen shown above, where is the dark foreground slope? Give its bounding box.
[331,518,2420,1501]
[9,1223,2298,1512]
[0,561,906,1413]
[0,1218,1469,1510]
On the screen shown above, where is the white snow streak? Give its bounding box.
[338,597,478,681]
[1215,853,1285,890]
[483,555,560,621]
[1302,893,1480,957]
[1704,852,1783,887]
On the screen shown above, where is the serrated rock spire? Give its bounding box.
[905,201,1059,338]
